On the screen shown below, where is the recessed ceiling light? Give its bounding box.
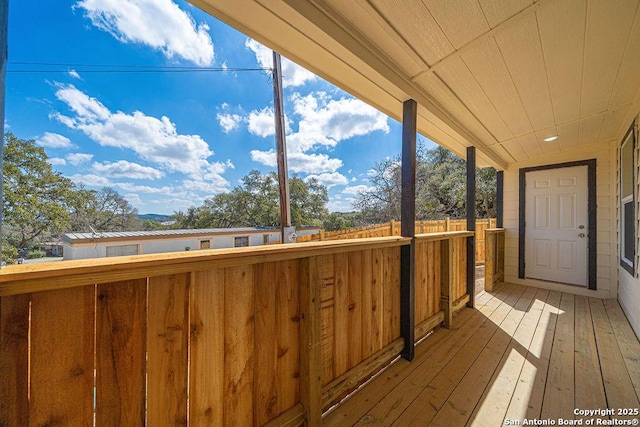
[543,135,558,142]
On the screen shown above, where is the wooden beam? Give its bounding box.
[400,99,417,361]
[466,146,476,308]
[440,238,453,328]
[299,257,322,426]
[496,170,504,228]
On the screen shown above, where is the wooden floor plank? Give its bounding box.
[590,298,640,416]
[367,286,528,425]
[602,299,640,401]
[467,288,549,426]
[422,286,537,427]
[325,283,640,427]
[541,292,575,420]
[506,290,561,422]
[573,295,607,421]
[323,283,515,426]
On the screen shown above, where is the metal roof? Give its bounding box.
[62,227,278,244]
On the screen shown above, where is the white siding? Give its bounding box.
[618,114,640,338]
[502,141,616,299]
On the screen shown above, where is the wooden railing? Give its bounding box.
[0,232,475,426]
[297,218,495,264]
[484,228,505,291]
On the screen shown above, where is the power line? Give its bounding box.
[7,60,271,74]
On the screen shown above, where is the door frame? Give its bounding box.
[518,159,597,289]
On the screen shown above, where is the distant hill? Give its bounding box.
[138,213,173,222]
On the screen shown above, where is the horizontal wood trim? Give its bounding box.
[263,403,305,427]
[321,338,404,410]
[484,228,505,234]
[0,237,410,297]
[452,294,470,314]
[415,231,474,242]
[415,311,445,342]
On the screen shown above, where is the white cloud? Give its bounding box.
[36,132,75,148]
[245,39,316,87]
[247,107,274,138]
[342,184,374,195]
[250,91,389,174]
[66,152,94,165]
[116,182,174,194]
[124,193,143,205]
[68,70,81,79]
[53,84,228,187]
[49,157,67,166]
[69,173,112,186]
[305,172,348,188]
[327,195,355,213]
[217,112,243,133]
[93,160,164,179]
[75,0,214,66]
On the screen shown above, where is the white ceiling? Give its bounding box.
[191,0,640,169]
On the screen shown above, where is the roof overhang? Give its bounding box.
[190,0,640,170]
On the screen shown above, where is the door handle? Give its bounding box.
[578,233,586,238]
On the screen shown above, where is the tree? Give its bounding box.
[173,170,329,228]
[69,187,141,232]
[322,212,357,231]
[353,143,496,224]
[3,133,78,248]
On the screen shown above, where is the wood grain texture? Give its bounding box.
[147,273,189,426]
[300,257,322,426]
[96,279,147,426]
[0,294,30,426]
[30,286,95,427]
[190,269,225,426]
[223,266,255,426]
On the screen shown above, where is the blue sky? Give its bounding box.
[6,0,433,215]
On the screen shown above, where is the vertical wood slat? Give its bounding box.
[485,230,497,292]
[147,273,189,426]
[319,255,335,386]
[190,269,225,426]
[300,256,322,426]
[276,260,301,414]
[370,248,384,354]
[440,239,454,328]
[360,250,374,359]
[224,266,255,426]
[348,251,363,369]
[96,279,147,426]
[255,262,280,425]
[30,286,95,426]
[333,254,349,378]
[0,294,30,426]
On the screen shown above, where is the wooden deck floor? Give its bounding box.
[324,282,640,426]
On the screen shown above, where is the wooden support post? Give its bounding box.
[444,216,450,231]
[400,99,417,361]
[496,170,504,228]
[466,147,476,308]
[440,238,454,328]
[319,229,325,241]
[484,231,496,292]
[390,219,396,236]
[300,257,322,425]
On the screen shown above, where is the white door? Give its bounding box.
[525,166,588,285]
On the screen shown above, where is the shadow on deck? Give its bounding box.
[324,281,640,426]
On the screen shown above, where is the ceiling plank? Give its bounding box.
[424,0,490,49]
[581,0,637,116]
[607,4,640,110]
[537,0,586,124]
[461,37,534,137]
[479,0,534,28]
[495,13,555,131]
[436,56,514,142]
[367,0,454,66]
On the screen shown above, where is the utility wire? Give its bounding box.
[7,60,271,73]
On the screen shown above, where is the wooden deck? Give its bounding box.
[324,282,640,426]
